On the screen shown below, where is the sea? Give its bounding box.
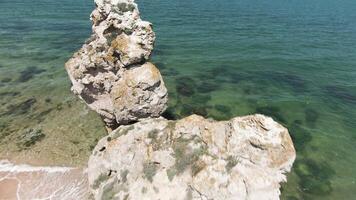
[0,0,356,199]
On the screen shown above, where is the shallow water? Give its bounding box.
[0,0,356,199]
[0,160,88,199]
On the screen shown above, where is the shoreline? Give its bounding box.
[0,160,89,200]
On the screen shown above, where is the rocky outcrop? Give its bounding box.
[88,114,296,200]
[64,0,296,199]
[65,0,168,129]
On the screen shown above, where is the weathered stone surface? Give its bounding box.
[65,0,168,129]
[88,114,296,200]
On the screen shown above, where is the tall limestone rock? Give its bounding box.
[65,0,168,130]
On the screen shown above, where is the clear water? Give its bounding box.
[1,0,356,199]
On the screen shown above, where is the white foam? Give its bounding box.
[0,160,74,173]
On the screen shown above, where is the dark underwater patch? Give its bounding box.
[243,87,252,95]
[214,104,231,114]
[0,91,20,97]
[265,72,307,93]
[288,120,312,151]
[210,104,233,121]
[305,108,319,128]
[34,108,54,123]
[197,81,221,93]
[283,196,300,200]
[324,85,356,104]
[280,74,306,92]
[17,66,46,82]
[1,77,12,83]
[163,68,179,77]
[17,128,46,150]
[193,94,211,105]
[208,65,232,77]
[255,106,287,124]
[180,104,208,118]
[154,62,167,70]
[294,158,335,196]
[199,65,238,81]
[162,107,179,120]
[2,97,36,116]
[176,76,196,97]
[32,54,61,62]
[241,71,307,93]
[0,121,12,142]
[152,49,164,56]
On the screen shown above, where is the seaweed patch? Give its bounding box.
[162,107,179,120]
[17,66,46,82]
[304,108,319,128]
[256,106,287,124]
[16,128,46,150]
[294,158,335,196]
[324,85,356,104]
[1,77,12,83]
[197,81,221,93]
[288,120,312,151]
[176,76,196,97]
[2,97,36,116]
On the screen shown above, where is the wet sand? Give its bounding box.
[0,160,89,200]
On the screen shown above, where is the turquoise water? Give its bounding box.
[1,0,356,199]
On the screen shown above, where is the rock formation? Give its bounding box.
[88,115,296,200]
[64,0,296,199]
[65,0,168,129]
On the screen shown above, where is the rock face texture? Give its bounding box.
[88,115,296,200]
[65,0,168,129]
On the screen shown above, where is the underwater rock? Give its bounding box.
[294,158,335,196]
[17,66,46,83]
[197,81,221,93]
[65,0,168,129]
[304,108,319,128]
[289,120,312,151]
[2,97,36,117]
[1,78,12,83]
[176,76,196,97]
[256,106,287,124]
[16,128,45,150]
[180,104,208,117]
[88,114,296,200]
[324,85,356,104]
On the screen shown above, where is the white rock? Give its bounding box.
[65,0,167,129]
[88,114,296,200]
